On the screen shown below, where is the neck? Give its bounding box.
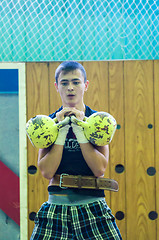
[63,102,85,112]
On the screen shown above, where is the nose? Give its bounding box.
[68,82,74,91]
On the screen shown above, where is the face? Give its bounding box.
[55,69,89,108]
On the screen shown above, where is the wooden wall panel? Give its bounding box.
[26,60,159,240]
[49,62,62,113]
[154,60,159,240]
[124,61,156,240]
[26,63,50,238]
[108,61,126,239]
[83,61,109,111]
[26,63,50,118]
[83,61,110,205]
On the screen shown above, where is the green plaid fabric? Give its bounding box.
[30,199,122,240]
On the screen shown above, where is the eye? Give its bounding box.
[61,82,68,86]
[73,81,80,85]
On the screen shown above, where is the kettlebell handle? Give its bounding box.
[71,116,88,128]
[56,116,70,129]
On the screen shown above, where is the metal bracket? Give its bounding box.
[59,173,69,189]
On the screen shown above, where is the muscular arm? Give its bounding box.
[79,143,109,177]
[67,107,109,177]
[69,115,109,177]
[38,144,64,179]
[38,109,71,179]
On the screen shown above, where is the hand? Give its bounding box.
[56,107,85,122]
[71,123,89,144]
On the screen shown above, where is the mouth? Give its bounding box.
[67,94,75,97]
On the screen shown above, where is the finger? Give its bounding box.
[56,108,72,121]
[64,112,75,117]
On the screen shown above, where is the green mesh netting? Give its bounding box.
[0,0,159,61]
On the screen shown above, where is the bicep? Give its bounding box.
[95,144,109,160]
[38,145,52,162]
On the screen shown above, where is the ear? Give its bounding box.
[84,80,89,92]
[54,82,59,92]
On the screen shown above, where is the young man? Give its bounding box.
[30,61,122,239]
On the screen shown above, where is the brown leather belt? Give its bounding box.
[49,174,119,192]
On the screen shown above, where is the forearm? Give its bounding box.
[38,144,64,179]
[71,122,109,177]
[79,143,109,177]
[38,124,70,179]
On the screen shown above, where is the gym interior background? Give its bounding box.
[0,1,159,240]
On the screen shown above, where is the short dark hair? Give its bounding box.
[55,61,87,84]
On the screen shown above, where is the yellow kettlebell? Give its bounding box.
[71,112,117,146]
[26,115,70,148]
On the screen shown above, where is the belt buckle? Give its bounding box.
[59,173,69,189]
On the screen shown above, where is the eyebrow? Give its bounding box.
[60,78,81,82]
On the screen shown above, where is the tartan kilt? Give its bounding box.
[30,199,122,240]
